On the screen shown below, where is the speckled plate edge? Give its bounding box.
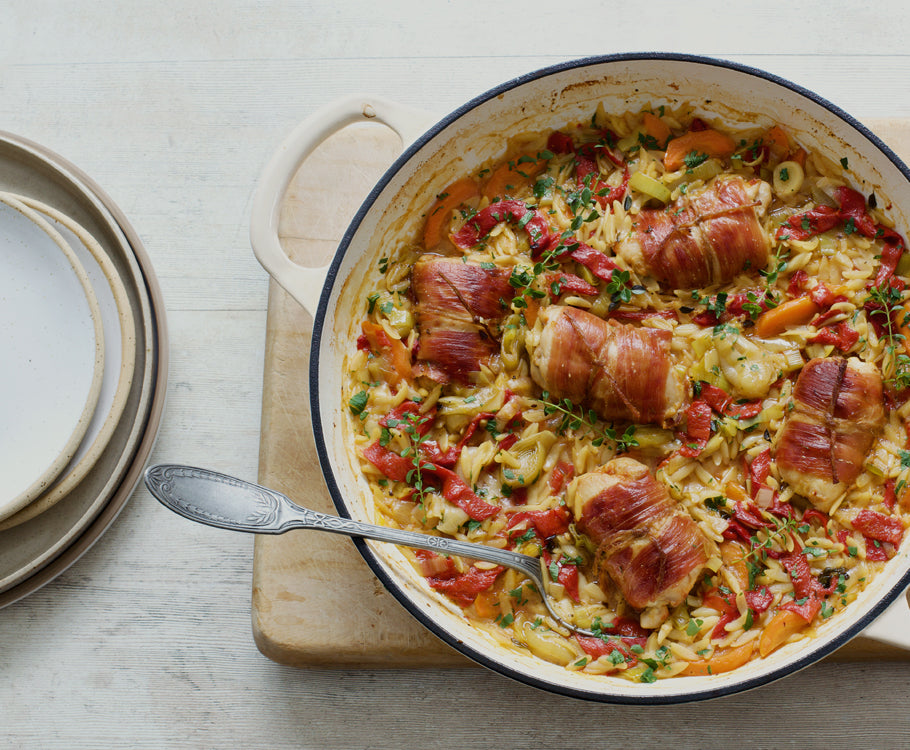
[0,193,106,520]
[0,195,139,530]
[0,131,167,607]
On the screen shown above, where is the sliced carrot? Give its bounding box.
[788,147,808,168]
[473,589,499,619]
[765,125,791,162]
[719,540,749,590]
[753,295,821,338]
[423,177,480,249]
[759,609,807,657]
[724,482,749,504]
[522,298,540,329]
[482,153,547,200]
[361,320,412,385]
[642,112,671,148]
[681,642,754,677]
[664,129,736,171]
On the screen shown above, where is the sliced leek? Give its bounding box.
[629,170,672,204]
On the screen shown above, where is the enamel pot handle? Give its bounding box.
[250,95,433,317]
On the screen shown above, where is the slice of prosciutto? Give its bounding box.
[411,255,512,382]
[775,357,885,512]
[530,305,686,427]
[615,176,771,288]
[572,457,710,612]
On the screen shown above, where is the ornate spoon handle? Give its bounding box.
[144,464,542,581]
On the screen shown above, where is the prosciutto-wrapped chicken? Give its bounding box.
[775,357,885,512]
[572,457,710,612]
[615,176,771,289]
[411,255,512,383]
[530,305,686,427]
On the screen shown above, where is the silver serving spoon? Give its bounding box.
[144,463,597,638]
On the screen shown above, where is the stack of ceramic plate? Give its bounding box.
[0,131,167,608]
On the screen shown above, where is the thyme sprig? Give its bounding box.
[536,391,638,452]
[386,411,436,505]
[866,281,910,390]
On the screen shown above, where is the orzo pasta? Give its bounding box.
[345,103,910,681]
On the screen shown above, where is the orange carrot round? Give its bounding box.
[759,609,808,657]
[423,177,480,249]
[642,112,671,148]
[664,129,736,171]
[681,642,754,676]
[753,295,821,338]
[482,154,546,200]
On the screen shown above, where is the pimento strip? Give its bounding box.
[777,186,906,286]
[451,199,619,283]
[362,442,498,521]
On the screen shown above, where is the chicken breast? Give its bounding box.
[572,457,710,612]
[411,255,512,383]
[615,176,771,289]
[775,357,885,512]
[530,305,687,427]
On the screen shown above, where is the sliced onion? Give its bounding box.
[754,485,775,509]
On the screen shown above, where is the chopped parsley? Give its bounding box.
[683,150,709,170]
[348,390,369,417]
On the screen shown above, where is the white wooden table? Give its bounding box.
[3,2,910,747]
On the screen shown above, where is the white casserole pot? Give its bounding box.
[250,53,910,703]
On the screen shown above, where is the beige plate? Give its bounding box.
[0,194,105,521]
[0,131,167,602]
[0,195,139,530]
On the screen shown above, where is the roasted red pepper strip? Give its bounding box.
[864,538,890,561]
[425,563,504,606]
[700,383,763,421]
[883,479,897,511]
[780,549,836,622]
[835,185,879,237]
[802,509,833,538]
[380,401,435,436]
[748,448,772,498]
[703,587,740,640]
[538,550,580,603]
[872,239,905,288]
[432,466,499,521]
[548,460,575,495]
[745,586,774,614]
[418,411,495,469]
[678,400,712,457]
[777,187,907,288]
[546,131,575,154]
[853,509,905,545]
[808,321,860,352]
[362,443,498,521]
[777,204,840,241]
[546,272,599,297]
[362,441,412,482]
[558,239,619,281]
[507,507,571,540]
[451,199,619,283]
[575,144,629,208]
[452,200,551,251]
[781,594,822,622]
[732,501,776,531]
[575,634,647,663]
[788,269,810,297]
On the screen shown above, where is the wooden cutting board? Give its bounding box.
[252,118,910,667]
